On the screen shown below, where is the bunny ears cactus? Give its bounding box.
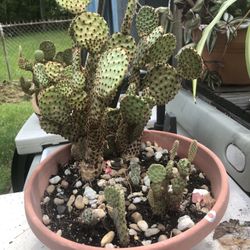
[19,0,203,185]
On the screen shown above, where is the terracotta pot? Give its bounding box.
[193,29,250,85]
[24,130,229,250]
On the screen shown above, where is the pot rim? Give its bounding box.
[24,130,229,250]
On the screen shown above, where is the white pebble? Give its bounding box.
[54,198,64,205]
[158,235,168,242]
[84,186,97,200]
[146,141,152,147]
[73,189,78,195]
[154,151,162,162]
[105,243,115,248]
[93,209,106,219]
[145,228,160,237]
[199,173,205,179]
[137,220,148,231]
[61,180,69,189]
[143,176,151,187]
[67,195,75,207]
[133,197,142,204]
[157,224,166,231]
[128,192,143,199]
[141,240,152,246]
[97,179,107,188]
[172,228,182,236]
[129,229,137,236]
[101,231,115,247]
[56,229,62,236]
[43,196,50,204]
[75,180,82,188]
[129,224,141,231]
[46,185,55,194]
[131,212,143,223]
[74,195,85,210]
[128,204,137,211]
[64,169,71,175]
[49,176,61,185]
[142,185,148,193]
[42,215,50,225]
[177,215,195,231]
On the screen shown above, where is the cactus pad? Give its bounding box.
[39,41,56,61]
[55,0,90,14]
[146,33,176,65]
[39,85,70,125]
[34,50,44,62]
[121,0,137,35]
[136,6,159,37]
[176,48,203,80]
[73,12,109,53]
[148,164,167,183]
[169,140,179,160]
[45,61,64,81]
[107,33,136,62]
[120,95,151,125]
[81,208,98,225]
[95,48,129,99]
[63,48,73,65]
[188,140,198,162]
[33,63,49,87]
[142,64,181,105]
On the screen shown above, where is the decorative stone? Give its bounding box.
[130,157,140,164]
[192,189,209,203]
[141,240,152,246]
[145,228,160,237]
[141,142,146,150]
[151,224,157,228]
[157,224,166,231]
[158,234,168,242]
[131,212,143,223]
[98,204,106,210]
[105,243,115,248]
[97,179,107,188]
[84,186,97,200]
[67,195,75,207]
[146,141,152,147]
[97,195,105,204]
[54,198,64,205]
[128,204,137,211]
[128,192,143,199]
[177,215,195,231]
[172,167,179,176]
[75,180,82,188]
[137,220,149,231]
[43,196,50,204]
[46,185,55,194]
[101,231,115,247]
[143,176,151,187]
[93,209,106,219]
[172,228,182,236]
[64,169,71,175]
[83,196,89,205]
[91,204,97,209]
[129,229,138,236]
[89,199,97,205]
[201,184,209,190]
[146,151,154,158]
[101,174,111,180]
[49,176,61,185]
[141,185,148,193]
[61,180,69,189]
[56,229,62,236]
[154,151,162,161]
[118,168,127,175]
[73,189,78,195]
[74,195,85,209]
[42,215,50,225]
[108,178,116,186]
[133,197,142,204]
[199,172,205,179]
[57,205,66,214]
[129,224,141,231]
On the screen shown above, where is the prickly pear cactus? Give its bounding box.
[19,0,203,220]
[104,186,129,247]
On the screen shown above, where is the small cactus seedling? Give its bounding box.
[104,186,129,247]
[147,140,198,216]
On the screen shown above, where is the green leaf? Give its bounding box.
[192,0,237,101]
[246,25,250,79]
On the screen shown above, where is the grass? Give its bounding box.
[0,30,72,81]
[0,84,33,194]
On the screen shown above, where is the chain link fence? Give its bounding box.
[0,19,72,82]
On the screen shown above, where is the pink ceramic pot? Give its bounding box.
[24,130,229,250]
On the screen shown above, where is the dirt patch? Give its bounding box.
[0,81,30,104]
